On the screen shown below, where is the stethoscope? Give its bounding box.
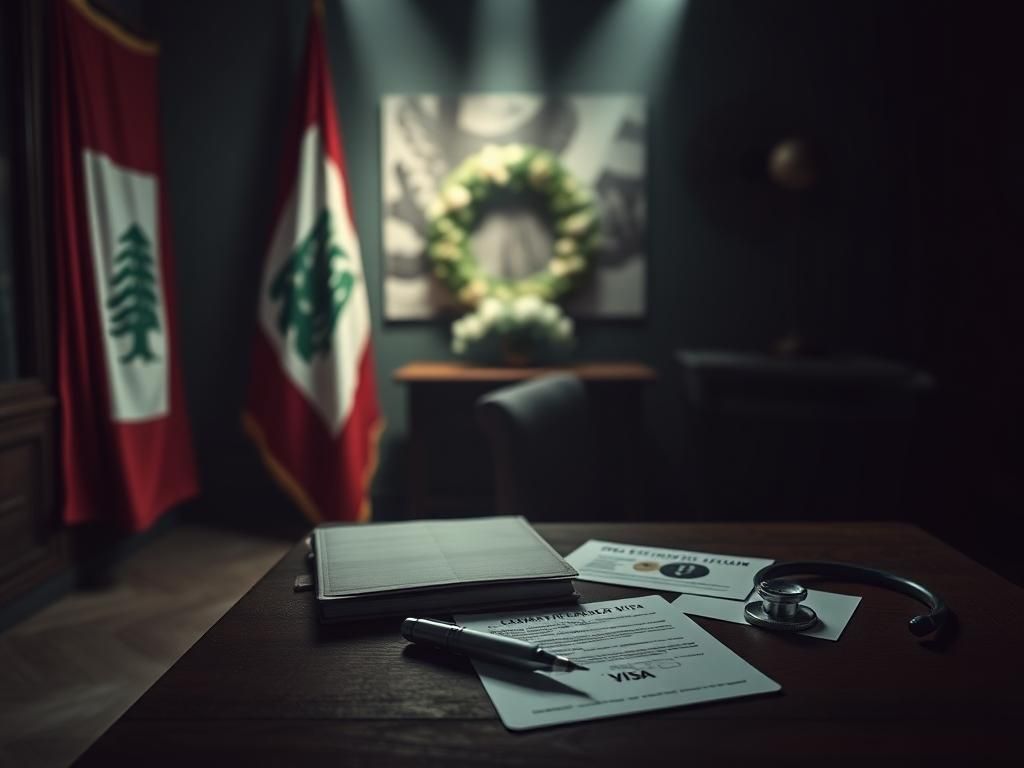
[743,561,952,637]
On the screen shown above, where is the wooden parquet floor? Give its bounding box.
[0,524,292,768]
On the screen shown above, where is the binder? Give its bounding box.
[311,516,579,621]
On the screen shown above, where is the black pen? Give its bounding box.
[402,617,589,673]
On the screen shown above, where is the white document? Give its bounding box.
[455,595,780,731]
[673,589,862,641]
[564,539,773,600]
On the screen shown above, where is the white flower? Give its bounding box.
[479,297,505,324]
[428,198,447,219]
[554,237,577,256]
[443,184,472,210]
[562,211,592,236]
[502,144,526,166]
[549,259,571,277]
[477,144,510,185]
[429,241,461,262]
[550,255,586,277]
[461,314,485,340]
[528,156,552,187]
[511,294,543,322]
[479,144,502,162]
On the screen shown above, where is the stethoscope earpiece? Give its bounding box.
[908,614,938,637]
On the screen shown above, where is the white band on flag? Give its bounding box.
[82,150,169,422]
[258,126,371,435]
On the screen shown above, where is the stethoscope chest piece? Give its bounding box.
[744,579,819,632]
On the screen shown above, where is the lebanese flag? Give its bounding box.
[243,5,382,523]
[54,0,198,531]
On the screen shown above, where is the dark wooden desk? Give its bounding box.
[78,523,1023,765]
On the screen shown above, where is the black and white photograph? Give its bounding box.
[381,93,647,320]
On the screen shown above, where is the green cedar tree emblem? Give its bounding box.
[108,223,161,364]
[270,209,355,362]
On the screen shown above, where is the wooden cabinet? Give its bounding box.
[394,361,656,519]
[0,0,62,608]
[0,397,59,605]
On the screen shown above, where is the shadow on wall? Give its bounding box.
[139,0,1023,583]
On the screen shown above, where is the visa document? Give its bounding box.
[565,539,773,599]
[455,595,780,731]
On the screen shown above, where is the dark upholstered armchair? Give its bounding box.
[475,374,599,521]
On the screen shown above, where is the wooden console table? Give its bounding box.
[394,361,657,519]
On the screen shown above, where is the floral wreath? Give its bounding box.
[426,143,600,308]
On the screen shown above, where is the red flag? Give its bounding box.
[55,0,198,531]
[243,5,383,523]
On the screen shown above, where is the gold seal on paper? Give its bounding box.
[633,561,660,572]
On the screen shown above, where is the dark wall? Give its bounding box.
[908,2,1024,578]
[148,0,930,523]
[134,0,1022,577]
[149,0,921,524]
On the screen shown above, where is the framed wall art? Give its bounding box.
[381,93,647,320]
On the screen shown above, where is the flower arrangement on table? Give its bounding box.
[426,143,599,365]
[450,295,574,366]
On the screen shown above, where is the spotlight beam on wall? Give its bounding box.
[466,0,541,90]
[339,0,460,91]
[555,0,688,92]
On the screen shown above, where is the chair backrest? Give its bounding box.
[475,374,596,521]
